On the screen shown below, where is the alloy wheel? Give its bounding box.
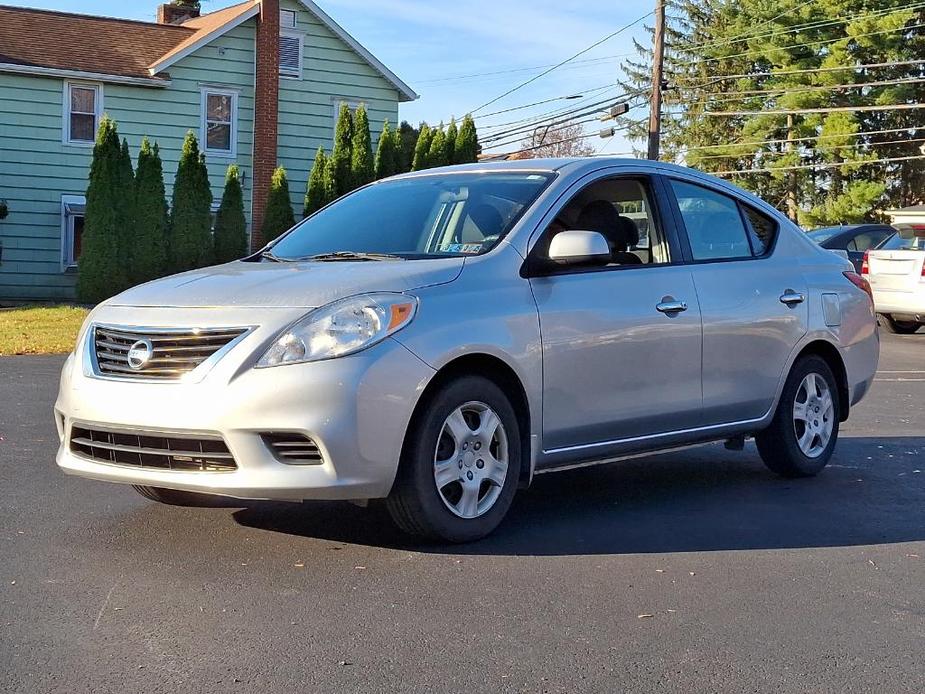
[792,372,835,458]
[433,401,509,519]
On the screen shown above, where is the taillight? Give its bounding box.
[844,271,874,304]
[861,250,869,275]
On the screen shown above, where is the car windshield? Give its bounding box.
[266,172,555,261]
[879,228,925,251]
[807,227,840,244]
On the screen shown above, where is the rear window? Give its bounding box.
[879,230,925,251]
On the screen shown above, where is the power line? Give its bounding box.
[484,106,647,152]
[692,136,925,161]
[703,103,925,116]
[672,2,925,56]
[481,93,640,143]
[673,21,925,67]
[468,10,653,115]
[477,93,594,120]
[681,126,924,153]
[672,60,925,90]
[479,84,619,129]
[712,154,925,176]
[669,77,925,108]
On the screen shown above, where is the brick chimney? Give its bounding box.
[251,0,280,250]
[156,3,200,24]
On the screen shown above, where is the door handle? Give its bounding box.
[656,299,688,315]
[779,290,806,306]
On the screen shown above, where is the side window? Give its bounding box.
[851,232,882,253]
[740,205,777,256]
[536,177,670,267]
[670,180,752,261]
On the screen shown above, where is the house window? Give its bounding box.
[61,195,86,269]
[64,82,102,145]
[201,88,237,156]
[331,98,361,132]
[280,9,297,28]
[280,31,303,78]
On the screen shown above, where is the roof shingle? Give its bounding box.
[0,2,256,82]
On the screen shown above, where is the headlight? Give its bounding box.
[256,293,418,367]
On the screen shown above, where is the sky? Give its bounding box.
[10,0,654,155]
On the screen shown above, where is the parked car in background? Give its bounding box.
[864,226,925,334]
[54,159,880,542]
[807,224,897,273]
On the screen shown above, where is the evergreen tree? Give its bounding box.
[262,166,295,242]
[351,103,374,188]
[374,120,398,179]
[427,126,448,168]
[330,102,354,196]
[77,116,132,303]
[618,0,922,223]
[412,123,433,171]
[168,131,213,272]
[304,147,330,216]
[445,118,458,164]
[213,164,248,263]
[130,137,168,284]
[455,115,479,164]
[396,121,419,172]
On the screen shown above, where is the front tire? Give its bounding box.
[756,355,840,478]
[879,314,921,334]
[132,485,224,507]
[386,376,521,542]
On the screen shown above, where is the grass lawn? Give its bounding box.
[0,305,89,356]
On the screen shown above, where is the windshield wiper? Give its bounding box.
[303,251,405,262]
[260,249,284,262]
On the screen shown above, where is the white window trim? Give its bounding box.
[62,81,103,147]
[279,30,304,79]
[331,97,361,132]
[200,87,238,158]
[60,194,86,271]
[280,8,297,28]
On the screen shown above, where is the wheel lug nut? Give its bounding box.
[458,460,463,468]
[467,471,474,481]
[462,443,468,450]
[476,459,484,469]
[474,442,482,451]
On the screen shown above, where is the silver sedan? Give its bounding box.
[55,158,880,542]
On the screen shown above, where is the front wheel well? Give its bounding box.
[793,340,850,422]
[404,354,532,488]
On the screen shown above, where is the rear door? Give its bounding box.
[667,178,809,426]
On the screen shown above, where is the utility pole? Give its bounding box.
[647,0,666,161]
[785,113,799,222]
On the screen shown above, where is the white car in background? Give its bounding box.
[864,227,925,334]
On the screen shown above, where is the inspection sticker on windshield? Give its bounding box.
[442,243,483,254]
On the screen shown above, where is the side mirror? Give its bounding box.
[547,230,611,266]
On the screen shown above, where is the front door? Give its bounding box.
[528,175,703,455]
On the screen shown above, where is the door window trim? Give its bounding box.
[522,171,686,278]
[663,175,781,266]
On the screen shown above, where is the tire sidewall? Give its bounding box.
[403,376,521,542]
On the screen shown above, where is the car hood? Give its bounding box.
[107,258,465,308]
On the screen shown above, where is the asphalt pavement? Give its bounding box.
[1,332,923,693]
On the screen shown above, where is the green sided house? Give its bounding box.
[0,0,417,302]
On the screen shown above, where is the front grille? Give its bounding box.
[93,325,248,381]
[70,425,237,472]
[262,433,324,465]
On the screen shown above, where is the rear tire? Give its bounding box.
[386,375,521,543]
[132,485,224,507]
[756,355,840,478]
[879,314,921,334]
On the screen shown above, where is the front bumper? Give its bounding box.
[54,307,435,501]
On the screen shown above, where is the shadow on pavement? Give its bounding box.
[231,436,925,556]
